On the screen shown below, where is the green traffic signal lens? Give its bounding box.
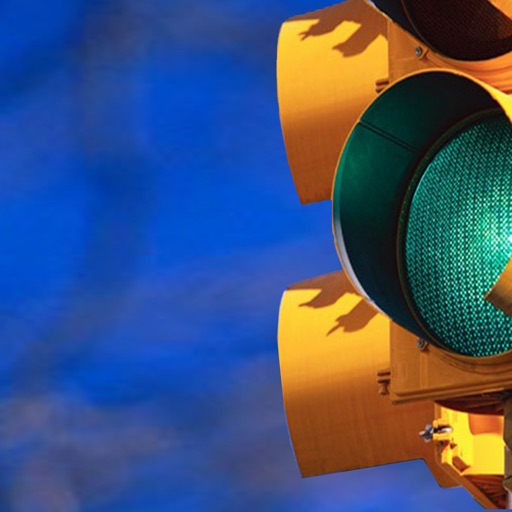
[402,113,512,357]
[333,71,512,359]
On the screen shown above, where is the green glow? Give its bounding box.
[404,114,512,357]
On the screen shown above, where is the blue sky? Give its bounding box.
[0,0,487,510]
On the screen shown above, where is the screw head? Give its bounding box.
[417,338,428,351]
[414,46,424,58]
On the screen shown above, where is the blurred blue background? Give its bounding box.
[0,0,486,510]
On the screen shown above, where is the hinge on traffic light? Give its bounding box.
[375,78,390,94]
[376,368,391,396]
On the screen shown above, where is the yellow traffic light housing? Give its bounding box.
[278,271,451,480]
[277,0,512,508]
[278,272,506,509]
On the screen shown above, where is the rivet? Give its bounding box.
[414,46,424,58]
[417,338,428,351]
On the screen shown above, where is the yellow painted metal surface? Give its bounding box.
[277,0,388,204]
[433,406,505,509]
[390,323,512,405]
[488,0,512,18]
[278,270,455,488]
[434,407,503,476]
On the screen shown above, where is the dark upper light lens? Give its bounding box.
[403,113,512,356]
[403,0,512,61]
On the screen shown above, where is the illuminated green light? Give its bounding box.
[333,72,512,358]
[402,113,512,357]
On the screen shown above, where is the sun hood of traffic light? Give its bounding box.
[277,0,388,204]
[333,69,512,359]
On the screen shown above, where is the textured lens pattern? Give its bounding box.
[404,114,512,357]
[403,0,512,61]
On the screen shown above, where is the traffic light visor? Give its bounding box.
[334,70,512,357]
[277,0,388,203]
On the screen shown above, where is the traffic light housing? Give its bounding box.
[277,0,512,507]
[278,272,455,481]
[279,271,505,508]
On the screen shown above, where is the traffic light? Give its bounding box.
[277,0,512,508]
[279,271,505,508]
[278,271,459,486]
